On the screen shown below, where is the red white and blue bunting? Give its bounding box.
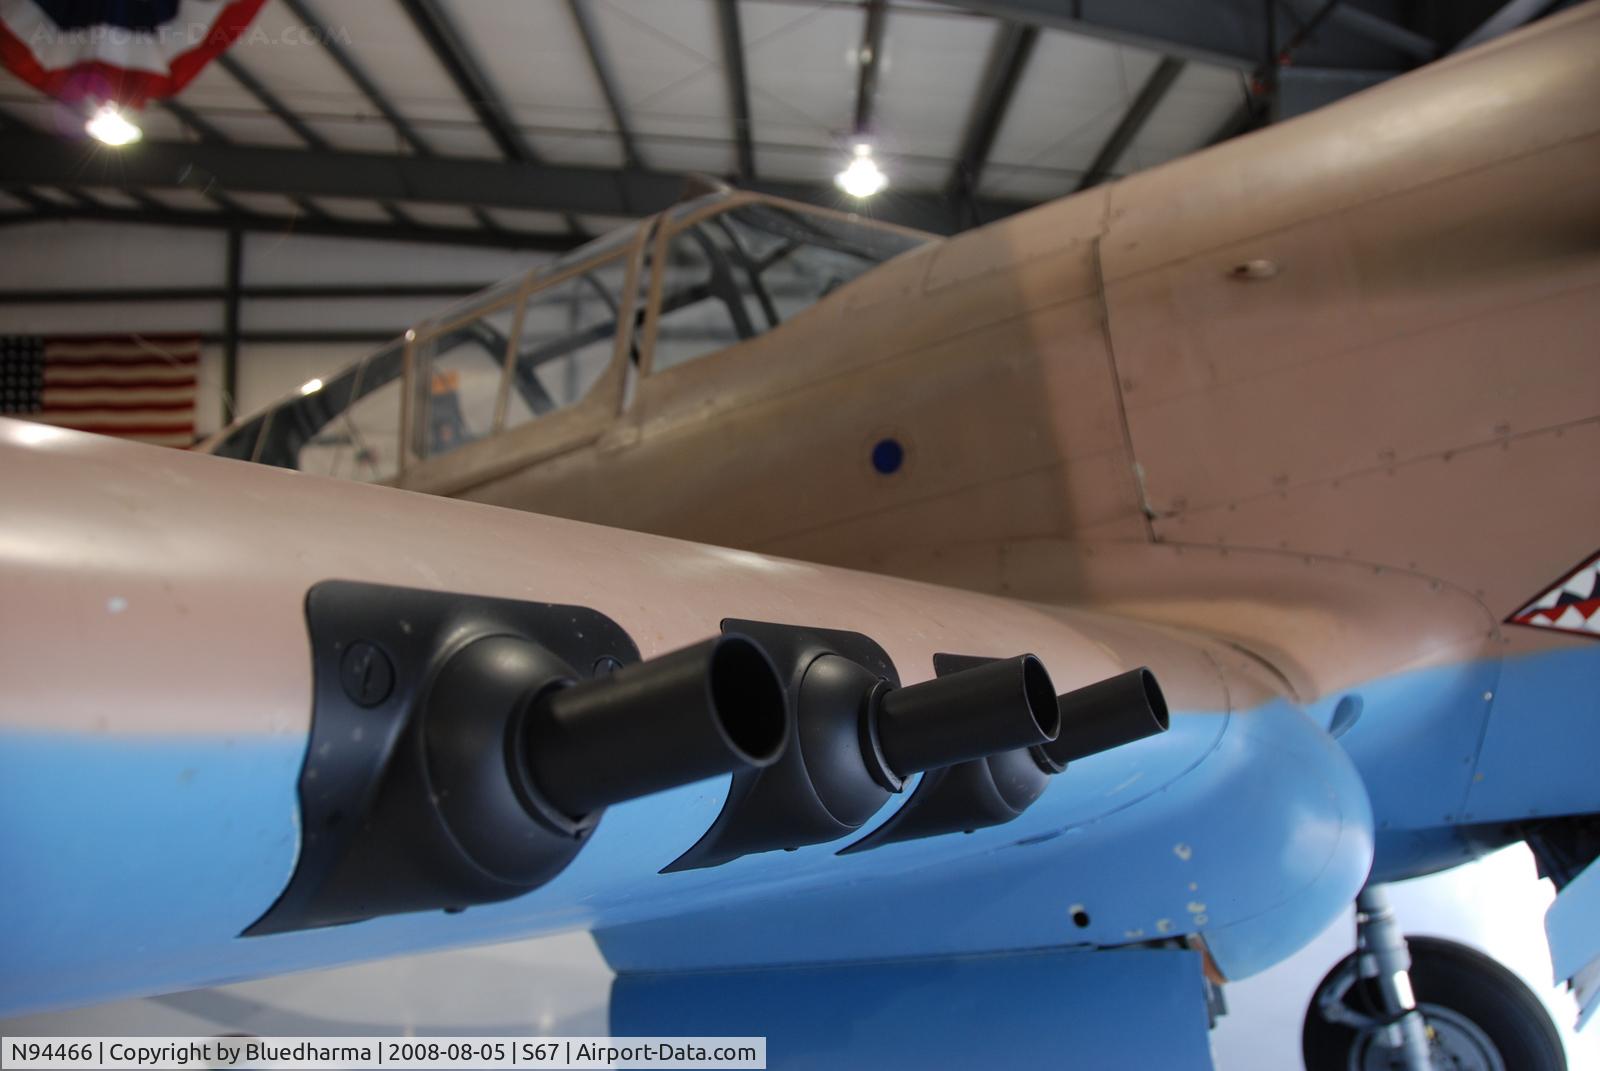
[0,0,267,108]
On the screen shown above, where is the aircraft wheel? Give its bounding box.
[1302,936,1565,1071]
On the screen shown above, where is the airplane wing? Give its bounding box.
[0,418,1371,1064]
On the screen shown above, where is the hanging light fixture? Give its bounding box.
[835,142,888,199]
[85,101,142,147]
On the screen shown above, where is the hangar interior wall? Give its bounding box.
[0,221,554,438]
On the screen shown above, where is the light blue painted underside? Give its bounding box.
[2,646,1593,1018]
[1333,644,1600,834]
[610,947,1215,1070]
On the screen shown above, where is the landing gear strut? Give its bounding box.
[1303,885,1566,1071]
[1316,887,1431,1070]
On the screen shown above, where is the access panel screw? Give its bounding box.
[340,641,395,707]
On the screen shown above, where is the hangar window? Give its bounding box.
[648,201,926,374]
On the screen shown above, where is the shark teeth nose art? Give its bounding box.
[1509,552,1600,637]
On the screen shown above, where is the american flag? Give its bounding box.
[0,335,200,448]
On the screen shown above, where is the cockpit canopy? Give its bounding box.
[204,191,929,482]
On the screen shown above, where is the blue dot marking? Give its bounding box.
[871,438,904,475]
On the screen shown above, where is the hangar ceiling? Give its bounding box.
[0,0,1568,250]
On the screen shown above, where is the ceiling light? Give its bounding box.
[835,143,888,199]
[85,102,142,147]
[300,378,324,395]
